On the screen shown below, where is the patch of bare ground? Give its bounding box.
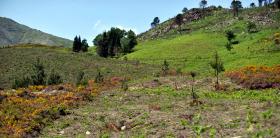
[40,78,280,137]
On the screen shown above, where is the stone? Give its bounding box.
[121,126,126,131]
[86,131,91,135]
[59,130,64,135]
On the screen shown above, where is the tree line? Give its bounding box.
[93,28,137,58]
[75,0,280,57]
[72,36,89,52]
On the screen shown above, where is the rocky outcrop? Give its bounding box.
[138,7,218,40]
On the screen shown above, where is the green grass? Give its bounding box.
[129,7,280,76]
[129,29,280,74]
[128,8,280,75]
[128,32,226,73]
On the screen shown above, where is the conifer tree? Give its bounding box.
[77,36,82,51]
[73,36,79,52]
[210,51,225,90]
[175,14,184,34]
[231,0,243,17]
[81,39,89,52]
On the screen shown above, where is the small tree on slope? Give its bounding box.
[210,51,225,90]
[175,14,184,34]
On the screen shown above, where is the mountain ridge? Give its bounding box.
[0,17,72,47]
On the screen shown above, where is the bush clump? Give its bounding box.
[12,76,32,89]
[47,69,63,85]
[226,65,280,89]
[12,59,63,89]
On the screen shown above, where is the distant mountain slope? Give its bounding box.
[0,17,72,47]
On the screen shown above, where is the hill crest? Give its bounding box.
[0,17,72,47]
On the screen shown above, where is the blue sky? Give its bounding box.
[0,0,259,45]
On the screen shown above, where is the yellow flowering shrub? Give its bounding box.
[0,76,122,137]
[226,65,280,89]
[28,85,46,92]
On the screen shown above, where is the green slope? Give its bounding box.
[127,7,280,74]
[0,44,158,89]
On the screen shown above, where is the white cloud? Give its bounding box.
[94,20,102,28]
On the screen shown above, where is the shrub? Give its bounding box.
[12,76,31,89]
[76,71,85,85]
[247,22,258,33]
[226,31,236,42]
[161,60,169,76]
[225,31,237,51]
[225,42,233,51]
[231,40,239,45]
[12,58,46,89]
[121,78,129,91]
[47,70,63,85]
[226,65,280,89]
[0,83,102,137]
[95,71,104,83]
[31,58,46,85]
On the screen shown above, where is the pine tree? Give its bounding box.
[127,30,137,53]
[258,0,263,7]
[94,28,137,57]
[77,36,82,52]
[175,14,184,34]
[210,52,225,90]
[190,71,199,101]
[226,31,236,42]
[275,0,280,9]
[231,0,243,17]
[182,7,188,13]
[200,0,207,9]
[151,17,160,28]
[250,3,256,8]
[81,39,89,52]
[162,60,169,76]
[73,36,79,52]
[94,32,109,57]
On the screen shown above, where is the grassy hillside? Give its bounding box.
[128,7,280,74]
[1,6,280,138]
[0,44,158,89]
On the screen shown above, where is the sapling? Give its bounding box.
[95,71,104,83]
[121,78,128,91]
[210,51,225,90]
[161,60,169,76]
[190,71,199,101]
[76,71,85,85]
